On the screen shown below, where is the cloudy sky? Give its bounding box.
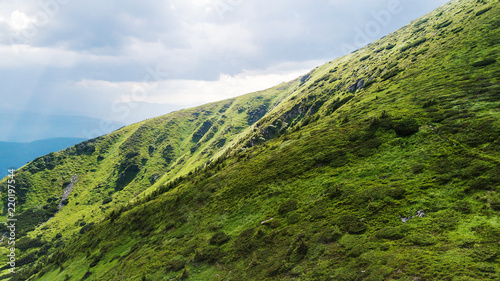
[0,0,449,125]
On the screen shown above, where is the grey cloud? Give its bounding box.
[0,0,450,122]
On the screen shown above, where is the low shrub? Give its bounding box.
[393,118,419,136]
[385,44,396,50]
[475,7,492,16]
[194,246,223,263]
[166,259,186,271]
[376,227,404,240]
[435,20,453,29]
[278,199,298,215]
[401,38,427,52]
[408,233,437,246]
[472,58,496,67]
[209,231,230,245]
[381,68,402,81]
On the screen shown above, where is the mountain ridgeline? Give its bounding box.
[1,0,500,280]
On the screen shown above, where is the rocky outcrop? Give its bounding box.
[400,210,426,223]
[348,79,365,92]
[58,175,78,210]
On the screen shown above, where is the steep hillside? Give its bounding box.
[0,82,296,279]
[2,0,500,280]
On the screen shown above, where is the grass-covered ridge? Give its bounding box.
[2,0,500,279]
[0,83,294,278]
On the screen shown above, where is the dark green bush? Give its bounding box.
[17,237,44,250]
[435,20,453,29]
[467,177,494,192]
[278,199,298,215]
[451,27,464,34]
[80,223,95,235]
[194,246,222,263]
[360,55,371,61]
[386,186,406,200]
[490,196,500,211]
[385,44,396,50]
[82,271,92,280]
[233,228,256,256]
[408,233,437,246]
[401,38,427,52]
[453,200,472,213]
[324,184,343,199]
[209,231,230,245]
[318,226,343,243]
[475,7,492,16]
[470,247,498,262]
[287,212,301,224]
[180,267,189,279]
[166,259,186,271]
[290,241,308,262]
[336,215,367,234]
[415,47,429,56]
[375,227,404,240]
[414,18,429,27]
[393,118,419,136]
[89,252,104,268]
[363,79,377,88]
[472,58,496,67]
[422,98,438,108]
[381,68,402,80]
[348,222,367,234]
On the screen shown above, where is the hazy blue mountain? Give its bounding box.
[0,138,86,178]
[0,111,125,143]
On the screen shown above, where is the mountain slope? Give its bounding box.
[2,0,500,280]
[0,81,296,278]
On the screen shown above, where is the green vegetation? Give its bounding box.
[472,58,496,67]
[400,38,427,52]
[1,0,500,280]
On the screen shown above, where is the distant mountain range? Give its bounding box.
[0,138,87,178]
[0,112,125,143]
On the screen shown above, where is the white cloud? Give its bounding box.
[0,44,122,68]
[70,60,320,107]
[7,10,35,33]
[0,0,451,127]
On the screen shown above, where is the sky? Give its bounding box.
[0,0,450,126]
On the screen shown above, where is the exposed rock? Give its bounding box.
[261,218,274,225]
[150,173,160,184]
[58,175,78,210]
[400,210,426,223]
[416,210,426,218]
[348,83,357,93]
[348,79,365,92]
[356,79,365,90]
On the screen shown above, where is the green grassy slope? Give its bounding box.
[0,82,295,279]
[3,0,500,280]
